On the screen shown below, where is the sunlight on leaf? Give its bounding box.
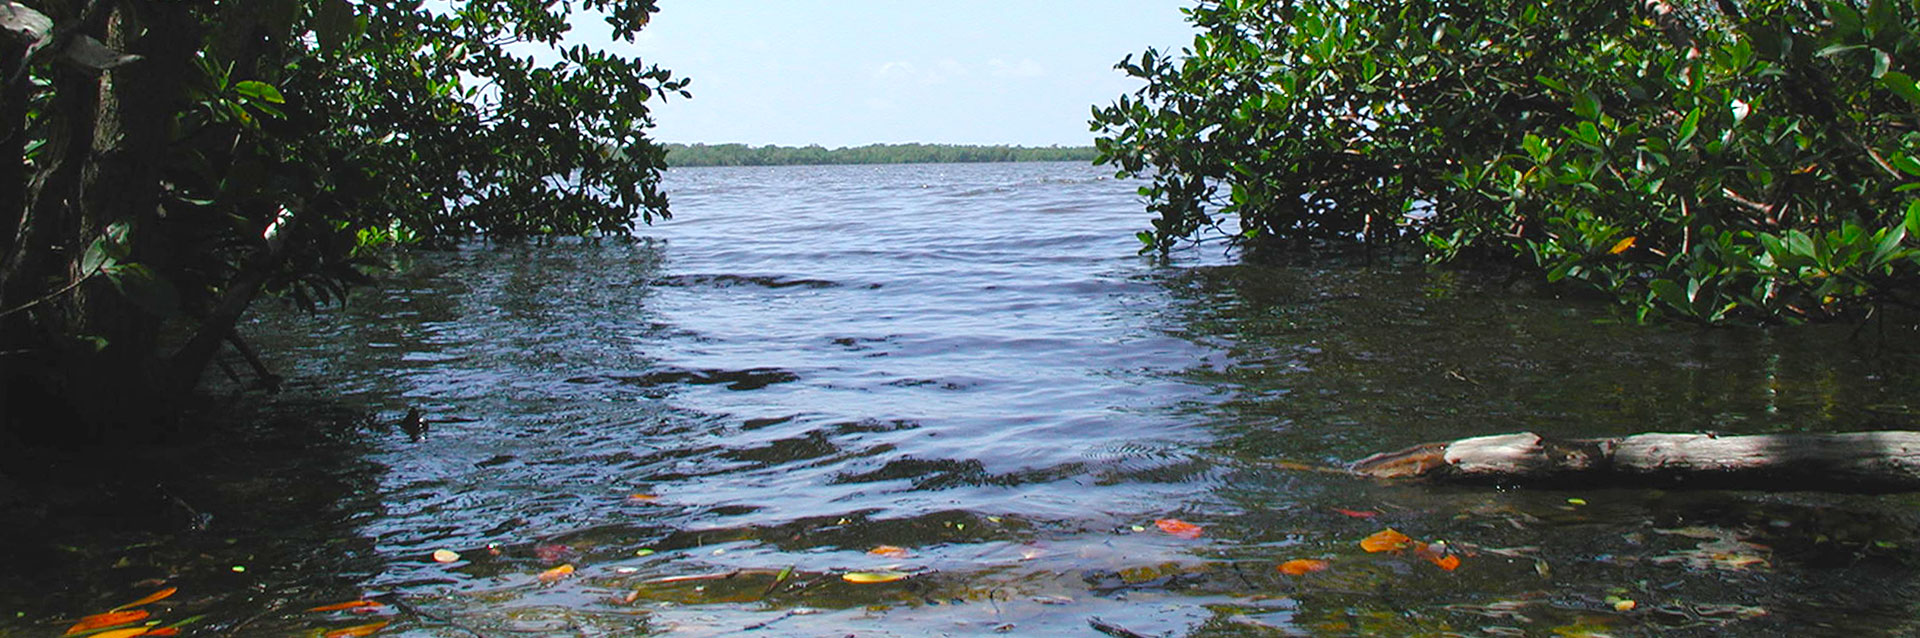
[1155,518,1203,539]
[1276,559,1331,575]
[323,620,392,638]
[111,587,176,611]
[868,545,911,558]
[65,610,149,635]
[841,571,910,584]
[306,601,384,613]
[538,563,576,584]
[1608,237,1636,254]
[1360,528,1414,553]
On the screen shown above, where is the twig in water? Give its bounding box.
[1089,616,1156,638]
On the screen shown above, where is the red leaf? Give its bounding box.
[1154,518,1203,539]
[112,587,177,611]
[306,600,384,613]
[65,610,149,635]
[1333,508,1379,519]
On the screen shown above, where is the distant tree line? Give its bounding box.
[663,143,1097,167]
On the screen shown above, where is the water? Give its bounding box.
[11,162,1920,637]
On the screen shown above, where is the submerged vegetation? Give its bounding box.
[1094,0,1920,324]
[0,0,683,440]
[662,142,1096,167]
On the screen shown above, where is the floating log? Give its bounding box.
[1350,431,1920,492]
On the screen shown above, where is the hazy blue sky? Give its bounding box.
[609,2,1195,148]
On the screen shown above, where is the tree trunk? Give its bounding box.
[1350,431,1920,493]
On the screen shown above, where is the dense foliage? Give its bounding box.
[1094,0,1920,323]
[663,143,1095,167]
[0,0,684,439]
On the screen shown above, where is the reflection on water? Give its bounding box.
[8,162,1920,636]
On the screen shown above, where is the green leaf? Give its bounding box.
[233,80,285,104]
[1572,92,1600,120]
[1891,153,1920,177]
[1675,107,1701,147]
[1881,71,1920,105]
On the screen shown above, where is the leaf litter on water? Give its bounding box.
[64,610,148,635]
[1155,518,1203,539]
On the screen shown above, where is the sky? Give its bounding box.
[600,2,1196,148]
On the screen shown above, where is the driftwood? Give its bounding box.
[1350,431,1920,492]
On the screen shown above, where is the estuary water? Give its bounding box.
[15,162,1920,637]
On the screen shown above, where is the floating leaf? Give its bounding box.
[112,587,177,611]
[1155,518,1203,539]
[1360,528,1414,553]
[1416,541,1463,571]
[1608,237,1636,254]
[431,549,460,563]
[626,493,661,504]
[841,571,910,584]
[323,620,392,638]
[65,610,149,635]
[143,629,180,637]
[538,563,576,583]
[868,545,911,558]
[306,600,384,613]
[1333,508,1378,519]
[1276,559,1330,575]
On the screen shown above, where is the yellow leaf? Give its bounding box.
[323,620,392,638]
[841,571,909,584]
[1276,559,1330,575]
[431,549,461,563]
[868,545,911,558]
[1360,528,1414,553]
[65,610,148,635]
[112,587,177,611]
[538,563,575,583]
[1608,236,1636,254]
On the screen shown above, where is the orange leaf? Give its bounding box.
[306,600,384,613]
[323,620,392,638]
[143,629,180,637]
[1332,508,1378,519]
[65,610,149,635]
[868,545,911,558]
[91,629,153,638]
[1609,236,1637,254]
[1276,559,1330,575]
[112,587,177,611]
[626,494,660,504]
[1359,528,1414,553]
[1154,518,1203,539]
[538,563,576,583]
[1415,541,1463,571]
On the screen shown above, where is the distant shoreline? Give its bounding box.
[662,143,1097,167]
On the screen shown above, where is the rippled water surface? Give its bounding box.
[14,162,1920,637]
